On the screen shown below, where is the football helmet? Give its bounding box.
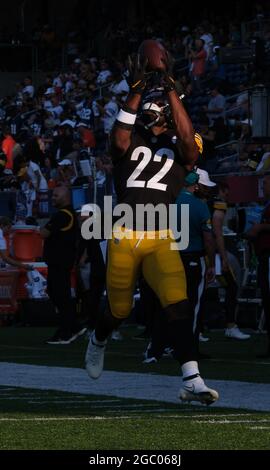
[141,87,186,130]
[141,87,171,129]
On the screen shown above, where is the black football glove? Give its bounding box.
[160,51,176,92]
[127,54,149,94]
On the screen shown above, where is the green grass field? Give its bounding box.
[0,325,270,450]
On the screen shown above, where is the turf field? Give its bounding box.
[0,325,270,450]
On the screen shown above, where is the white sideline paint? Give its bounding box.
[0,362,270,412]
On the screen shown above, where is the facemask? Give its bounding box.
[140,112,161,129]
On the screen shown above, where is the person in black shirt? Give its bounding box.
[41,185,86,344]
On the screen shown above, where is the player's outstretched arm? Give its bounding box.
[161,54,198,168]
[111,55,148,157]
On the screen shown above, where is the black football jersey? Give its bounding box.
[112,124,186,224]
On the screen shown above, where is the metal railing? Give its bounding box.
[214,140,242,174]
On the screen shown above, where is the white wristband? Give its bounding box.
[117,109,137,125]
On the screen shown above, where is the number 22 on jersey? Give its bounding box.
[126,146,174,191]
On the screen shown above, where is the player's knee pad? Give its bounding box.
[164,300,191,323]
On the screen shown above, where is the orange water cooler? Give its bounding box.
[12,226,43,262]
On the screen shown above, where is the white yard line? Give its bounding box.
[0,362,270,412]
[193,419,270,424]
[249,426,270,430]
[0,416,269,423]
[0,417,132,422]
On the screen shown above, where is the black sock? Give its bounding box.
[165,301,197,365]
[95,308,123,342]
[167,318,197,365]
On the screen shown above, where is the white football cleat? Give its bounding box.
[85,333,107,379]
[199,333,210,342]
[179,377,219,406]
[111,330,123,341]
[225,326,250,340]
[142,356,158,364]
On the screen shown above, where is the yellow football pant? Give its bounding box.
[106,229,187,319]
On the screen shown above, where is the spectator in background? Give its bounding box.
[24,137,46,167]
[198,23,214,60]
[1,127,16,170]
[76,122,96,150]
[43,88,55,111]
[208,46,228,90]
[42,155,58,183]
[76,94,100,129]
[9,180,27,224]
[96,61,112,86]
[204,85,226,126]
[53,73,63,90]
[26,157,48,193]
[188,39,207,91]
[100,94,119,148]
[48,95,64,119]
[22,77,35,99]
[95,157,109,189]
[57,159,76,186]
[53,121,76,161]
[15,162,36,219]
[109,71,129,102]
[80,61,96,84]
[25,154,48,216]
[227,82,249,121]
[234,82,249,116]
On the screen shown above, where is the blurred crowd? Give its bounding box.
[0,0,270,222]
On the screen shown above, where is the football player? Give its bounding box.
[85,53,219,405]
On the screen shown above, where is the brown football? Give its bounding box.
[138,39,167,71]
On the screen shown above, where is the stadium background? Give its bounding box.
[0,0,270,453]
